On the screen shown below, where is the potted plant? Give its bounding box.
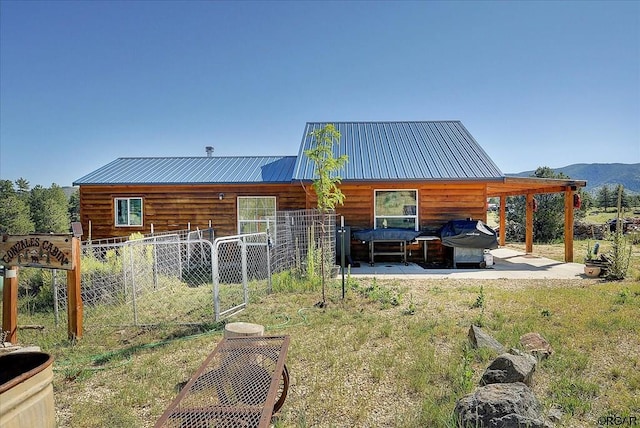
[584,241,601,277]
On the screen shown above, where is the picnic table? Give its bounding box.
[155,335,290,428]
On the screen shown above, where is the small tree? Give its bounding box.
[304,124,348,305]
[607,186,632,280]
[613,184,630,210]
[69,188,81,223]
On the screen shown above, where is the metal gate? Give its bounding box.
[59,230,271,329]
[213,233,271,321]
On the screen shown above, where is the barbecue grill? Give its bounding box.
[440,220,498,268]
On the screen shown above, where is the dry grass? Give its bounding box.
[13,271,640,428]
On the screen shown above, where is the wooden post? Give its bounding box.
[525,193,534,254]
[564,187,574,262]
[499,195,506,246]
[66,237,83,339]
[2,267,18,343]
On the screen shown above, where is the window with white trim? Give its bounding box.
[374,189,418,230]
[237,196,276,235]
[115,197,143,227]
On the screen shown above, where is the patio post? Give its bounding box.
[564,187,574,262]
[525,193,534,254]
[499,195,506,246]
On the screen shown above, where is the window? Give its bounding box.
[374,190,418,230]
[115,198,143,227]
[237,196,276,235]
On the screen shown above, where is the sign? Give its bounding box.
[0,234,75,270]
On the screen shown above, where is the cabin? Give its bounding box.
[73,121,586,263]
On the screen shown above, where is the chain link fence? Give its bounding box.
[46,210,334,334]
[270,209,336,278]
[53,230,271,331]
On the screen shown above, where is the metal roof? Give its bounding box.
[292,121,504,181]
[73,156,297,185]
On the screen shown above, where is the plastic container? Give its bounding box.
[483,250,494,267]
[0,351,55,428]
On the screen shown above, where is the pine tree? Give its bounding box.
[596,185,612,212]
[30,184,70,233]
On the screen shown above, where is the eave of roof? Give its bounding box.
[487,176,587,197]
[73,156,297,185]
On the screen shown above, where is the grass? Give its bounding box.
[7,262,640,428]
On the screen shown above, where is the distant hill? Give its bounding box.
[62,186,78,199]
[507,163,640,194]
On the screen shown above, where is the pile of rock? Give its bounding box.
[454,326,558,427]
[573,222,608,240]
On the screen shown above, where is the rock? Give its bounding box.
[468,325,506,354]
[520,332,553,360]
[0,345,21,356]
[480,353,536,386]
[9,346,42,354]
[548,406,563,423]
[454,382,548,428]
[509,347,538,367]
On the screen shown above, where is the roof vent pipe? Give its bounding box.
[205,146,214,157]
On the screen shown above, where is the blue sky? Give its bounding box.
[1,0,638,187]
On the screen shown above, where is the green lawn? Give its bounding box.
[9,265,640,427]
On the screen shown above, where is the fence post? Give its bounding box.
[67,237,83,339]
[130,244,138,326]
[266,232,272,294]
[213,241,220,321]
[152,224,158,289]
[53,269,59,327]
[340,216,345,299]
[241,238,248,304]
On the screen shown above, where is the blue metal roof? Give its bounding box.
[73,156,297,185]
[292,121,504,181]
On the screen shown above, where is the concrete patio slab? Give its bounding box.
[346,248,586,279]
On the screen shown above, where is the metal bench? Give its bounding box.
[155,335,290,428]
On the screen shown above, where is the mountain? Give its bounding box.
[507,163,640,194]
[62,186,78,199]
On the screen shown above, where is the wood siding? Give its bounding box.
[331,182,487,230]
[79,184,308,240]
[323,181,488,264]
[79,180,489,265]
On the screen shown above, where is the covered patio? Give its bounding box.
[486,176,587,262]
[348,247,586,279]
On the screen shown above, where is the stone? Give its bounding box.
[223,322,265,338]
[454,382,548,428]
[548,406,563,423]
[520,332,553,360]
[9,346,42,354]
[509,347,538,367]
[480,353,536,386]
[468,325,506,354]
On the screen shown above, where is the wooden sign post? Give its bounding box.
[2,267,18,343]
[1,234,82,341]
